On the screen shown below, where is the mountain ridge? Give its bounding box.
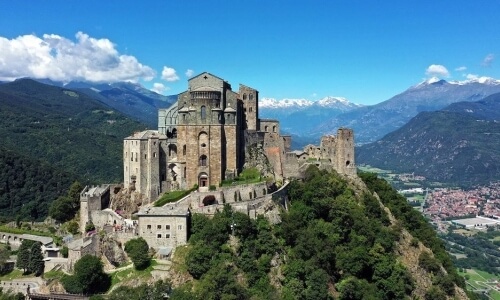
[356,92,500,187]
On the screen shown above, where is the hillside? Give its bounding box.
[356,95,500,187]
[314,78,500,144]
[0,147,73,220]
[164,167,469,300]
[0,79,147,184]
[71,82,177,128]
[26,79,177,128]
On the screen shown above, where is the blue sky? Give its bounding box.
[1,1,499,105]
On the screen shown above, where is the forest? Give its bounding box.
[0,79,146,221]
[159,167,470,300]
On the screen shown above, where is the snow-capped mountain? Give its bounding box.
[259,96,362,145]
[259,96,362,110]
[315,77,500,144]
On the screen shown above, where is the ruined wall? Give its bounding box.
[283,152,300,178]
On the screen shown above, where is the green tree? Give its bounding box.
[66,220,80,235]
[16,239,34,273]
[62,254,110,295]
[49,196,74,223]
[68,181,83,209]
[60,246,68,258]
[28,242,44,276]
[186,241,213,279]
[124,237,150,270]
[0,245,10,275]
[424,286,446,300]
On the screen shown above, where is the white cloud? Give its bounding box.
[151,82,168,94]
[466,74,478,80]
[455,66,467,72]
[425,64,450,77]
[185,69,194,77]
[0,32,155,83]
[161,66,179,82]
[482,53,494,67]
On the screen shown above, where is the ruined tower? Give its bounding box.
[239,84,259,131]
[334,128,356,176]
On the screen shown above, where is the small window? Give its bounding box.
[183,145,186,155]
[199,155,207,166]
[249,94,254,100]
[147,225,151,229]
[144,154,147,159]
[157,234,162,238]
[201,143,206,148]
[154,152,157,158]
[243,93,247,100]
[249,107,253,112]
[157,225,161,229]
[178,225,182,230]
[166,225,170,230]
[166,234,170,238]
[201,105,206,120]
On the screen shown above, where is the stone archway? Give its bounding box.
[199,173,208,190]
[202,195,216,206]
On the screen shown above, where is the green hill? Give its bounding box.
[0,79,148,219]
[163,167,470,299]
[357,107,500,187]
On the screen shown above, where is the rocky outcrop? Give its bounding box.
[110,188,144,218]
[243,141,275,179]
[101,236,127,267]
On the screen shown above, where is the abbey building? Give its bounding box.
[123,72,356,202]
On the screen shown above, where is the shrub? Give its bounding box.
[124,238,151,270]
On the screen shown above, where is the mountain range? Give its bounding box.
[259,96,363,140]
[30,78,177,127]
[356,92,500,187]
[260,77,500,145]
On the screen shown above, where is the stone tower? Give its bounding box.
[239,84,259,131]
[176,72,240,191]
[123,131,167,202]
[334,128,356,176]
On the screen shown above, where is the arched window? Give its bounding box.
[249,94,253,100]
[168,144,177,157]
[199,155,207,166]
[201,106,206,120]
[243,93,247,100]
[273,126,276,133]
[265,126,268,132]
[182,145,186,155]
[199,131,208,148]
